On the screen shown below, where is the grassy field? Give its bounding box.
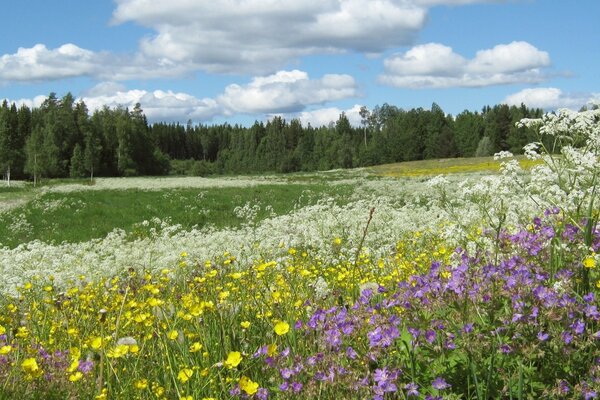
[368,155,542,177]
[0,143,599,399]
[0,182,353,248]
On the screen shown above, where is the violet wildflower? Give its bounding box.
[432,377,451,390]
[537,331,549,341]
[346,346,358,360]
[572,319,585,335]
[280,368,293,380]
[256,388,269,400]
[78,360,94,374]
[405,382,419,396]
[291,381,303,393]
[425,329,436,344]
[562,331,573,345]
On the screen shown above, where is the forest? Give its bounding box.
[0,92,546,182]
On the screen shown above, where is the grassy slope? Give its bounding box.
[0,183,353,248]
[369,155,540,177]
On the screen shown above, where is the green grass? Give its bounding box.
[0,183,353,248]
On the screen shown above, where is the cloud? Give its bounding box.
[380,41,551,88]
[112,0,428,74]
[73,69,356,122]
[503,87,600,110]
[0,0,511,81]
[0,44,97,81]
[297,104,364,127]
[217,70,357,114]
[0,44,193,82]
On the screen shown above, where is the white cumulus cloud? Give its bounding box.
[380,41,551,88]
[502,87,600,110]
[112,0,428,74]
[217,70,357,114]
[70,70,357,122]
[297,104,364,127]
[0,44,193,82]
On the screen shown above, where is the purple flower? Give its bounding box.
[432,377,451,390]
[404,382,419,396]
[557,380,570,394]
[256,388,269,400]
[571,319,585,335]
[500,344,512,354]
[280,368,294,380]
[291,381,303,393]
[346,346,358,360]
[425,329,436,344]
[537,331,549,341]
[78,360,94,374]
[562,331,573,345]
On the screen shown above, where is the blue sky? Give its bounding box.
[0,0,598,126]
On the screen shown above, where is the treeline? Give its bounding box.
[154,102,544,174]
[1,93,544,182]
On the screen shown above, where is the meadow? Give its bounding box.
[0,108,598,399]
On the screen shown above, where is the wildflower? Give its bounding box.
[106,344,129,358]
[0,345,11,355]
[178,368,193,383]
[405,382,419,396]
[21,358,42,378]
[224,351,243,369]
[189,342,203,353]
[241,321,251,329]
[239,376,259,396]
[432,377,451,390]
[274,321,290,336]
[90,336,104,350]
[583,256,596,269]
[135,379,148,390]
[69,371,84,382]
[167,330,179,340]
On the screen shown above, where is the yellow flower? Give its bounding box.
[135,379,148,390]
[240,321,251,329]
[239,376,259,396]
[583,256,596,269]
[0,345,11,355]
[21,358,42,378]
[267,344,277,357]
[274,321,290,336]
[69,371,83,382]
[224,351,242,369]
[178,368,194,383]
[0,325,5,335]
[90,336,102,350]
[334,237,342,245]
[168,330,179,340]
[180,396,193,400]
[106,344,129,358]
[95,388,108,400]
[189,342,203,353]
[67,360,79,373]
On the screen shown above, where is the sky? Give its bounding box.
[0,0,598,127]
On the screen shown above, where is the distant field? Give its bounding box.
[369,155,541,177]
[0,181,353,248]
